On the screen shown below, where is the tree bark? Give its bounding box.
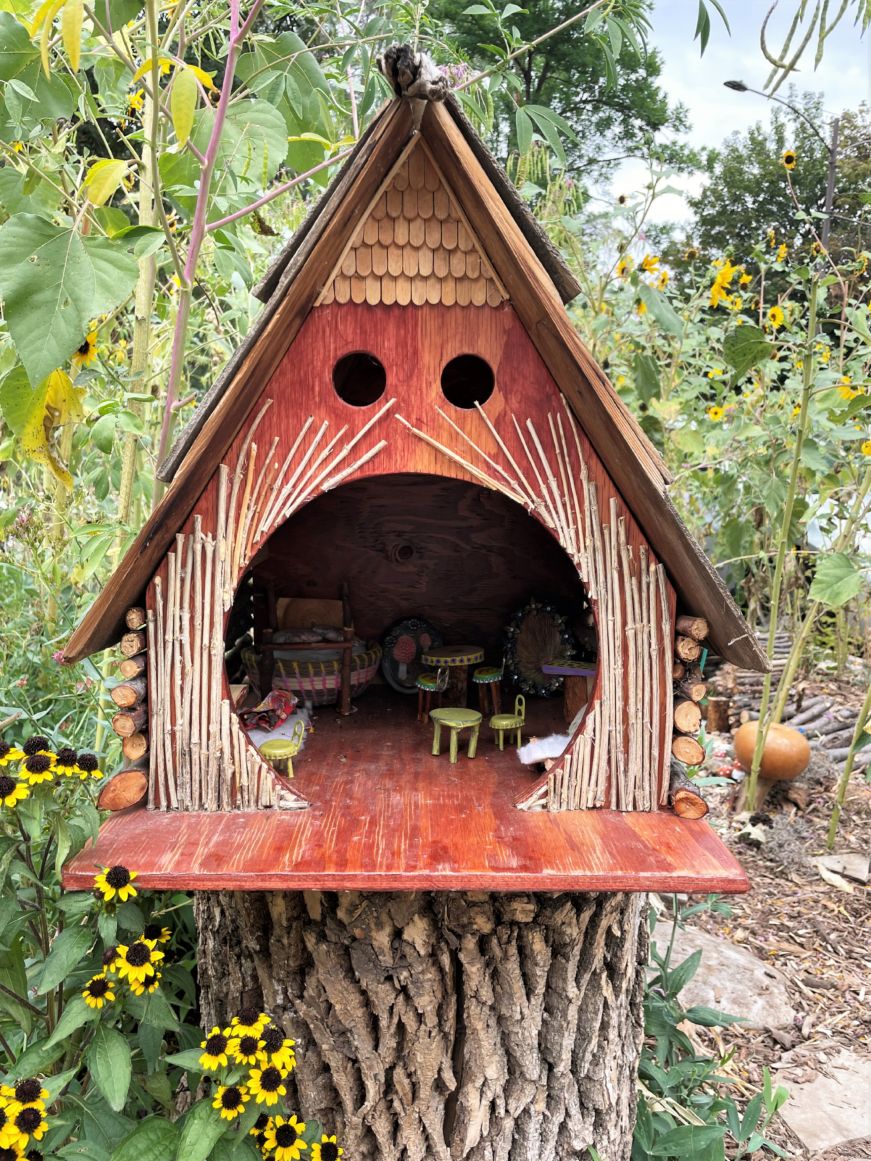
[195,890,647,1161]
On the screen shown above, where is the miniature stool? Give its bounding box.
[416,667,448,722]
[430,708,482,764]
[472,665,503,714]
[489,695,526,751]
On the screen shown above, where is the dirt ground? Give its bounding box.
[682,720,871,1160]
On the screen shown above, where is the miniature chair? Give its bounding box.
[490,695,526,751]
[472,662,503,715]
[416,667,449,723]
[430,707,482,764]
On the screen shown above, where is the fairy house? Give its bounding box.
[62,86,765,894]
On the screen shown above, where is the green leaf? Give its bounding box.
[637,283,683,337]
[0,13,75,139]
[91,414,117,454]
[633,352,659,404]
[0,215,138,385]
[0,936,32,1032]
[87,1024,132,1112]
[171,64,198,146]
[10,1037,66,1077]
[110,1117,179,1161]
[646,1124,726,1155]
[175,1098,226,1161]
[809,552,866,608]
[683,1004,744,1027]
[164,1048,207,1072]
[46,993,101,1047]
[515,106,532,155]
[37,923,93,994]
[667,948,702,995]
[722,325,773,380]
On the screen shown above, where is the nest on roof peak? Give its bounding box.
[379,44,449,109]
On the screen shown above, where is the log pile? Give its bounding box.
[668,614,710,818]
[100,607,151,811]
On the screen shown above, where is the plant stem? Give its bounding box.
[827,677,871,849]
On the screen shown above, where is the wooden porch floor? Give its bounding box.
[64,688,748,893]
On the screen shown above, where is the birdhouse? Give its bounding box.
[62,89,765,895]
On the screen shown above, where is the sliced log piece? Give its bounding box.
[804,714,859,737]
[672,661,687,681]
[668,759,709,819]
[675,615,709,642]
[826,742,871,763]
[125,607,147,631]
[677,673,708,703]
[673,699,703,736]
[705,695,731,734]
[98,769,148,812]
[111,705,148,738]
[672,735,705,767]
[121,732,149,762]
[675,636,702,663]
[120,630,147,658]
[109,676,147,709]
[119,654,147,679]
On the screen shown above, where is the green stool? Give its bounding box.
[472,665,503,714]
[416,667,448,722]
[489,695,526,751]
[430,707,482,764]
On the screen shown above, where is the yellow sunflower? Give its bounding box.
[656,269,669,289]
[72,331,98,369]
[640,254,659,273]
[706,406,725,422]
[263,1115,308,1161]
[739,272,752,285]
[861,440,871,456]
[82,974,116,1009]
[248,1065,287,1107]
[767,305,785,330]
[114,938,163,986]
[212,1085,249,1122]
[311,1134,344,1161]
[0,775,29,808]
[781,149,796,170]
[776,242,788,262]
[94,865,138,902]
[616,255,633,278]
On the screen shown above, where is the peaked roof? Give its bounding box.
[65,96,767,671]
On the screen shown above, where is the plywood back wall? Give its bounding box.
[251,474,587,646]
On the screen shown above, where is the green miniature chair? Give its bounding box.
[472,662,503,714]
[416,667,449,722]
[429,707,482,764]
[489,695,526,751]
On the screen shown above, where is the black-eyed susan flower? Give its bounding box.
[9,1104,47,1147]
[21,737,50,758]
[72,331,98,370]
[0,775,28,809]
[212,1084,249,1122]
[0,1148,21,1161]
[75,753,103,780]
[0,741,24,767]
[4,1081,47,1110]
[129,971,161,997]
[114,938,163,986]
[102,945,119,971]
[248,1065,287,1107]
[199,1028,230,1071]
[249,1112,271,1150]
[263,1115,307,1160]
[20,755,54,786]
[82,974,115,1009]
[52,747,78,776]
[311,1135,344,1161]
[142,923,171,944]
[229,1008,269,1038]
[228,1031,263,1067]
[781,148,796,170]
[767,305,785,329]
[259,1025,297,1073]
[94,866,138,903]
[0,1104,17,1150]
[706,406,725,422]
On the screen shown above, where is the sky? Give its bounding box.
[611,0,871,222]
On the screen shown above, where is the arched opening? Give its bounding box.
[224,474,597,802]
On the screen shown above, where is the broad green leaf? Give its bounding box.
[646,1124,726,1155]
[170,64,197,146]
[84,158,129,206]
[87,1024,132,1111]
[175,1098,226,1161]
[808,552,866,608]
[723,325,774,380]
[632,352,659,403]
[637,283,683,337]
[110,1116,178,1161]
[0,12,75,138]
[0,215,137,384]
[45,993,101,1046]
[91,413,116,454]
[164,1048,207,1072]
[8,1037,66,1078]
[37,922,93,993]
[667,948,702,995]
[0,936,32,1032]
[61,0,82,71]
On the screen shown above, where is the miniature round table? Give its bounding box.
[420,645,484,706]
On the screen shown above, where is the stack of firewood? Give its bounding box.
[100,607,149,811]
[668,615,710,820]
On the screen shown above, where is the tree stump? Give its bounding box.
[195,890,647,1161]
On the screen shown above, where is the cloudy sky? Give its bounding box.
[613,0,871,221]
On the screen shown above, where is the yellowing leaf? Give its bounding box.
[20,369,83,490]
[186,63,217,91]
[83,158,128,206]
[33,0,64,75]
[61,0,82,71]
[130,55,172,83]
[170,64,197,146]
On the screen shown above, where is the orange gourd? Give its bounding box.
[733,721,811,782]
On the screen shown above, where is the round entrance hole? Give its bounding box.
[332,352,386,407]
[440,354,495,409]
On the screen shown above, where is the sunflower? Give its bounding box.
[258,1025,297,1073]
[861,440,871,456]
[0,776,29,809]
[228,1032,264,1067]
[114,938,163,986]
[838,377,860,400]
[75,753,103,780]
[72,331,98,370]
[9,1104,47,1147]
[656,269,669,290]
[781,148,796,170]
[739,272,752,285]
[199,1028,230,1071]
[212,1085,249,1122]
[263,1115,308,1161]
[311,1135,344,1161]
[127,88,144,114]
[767,305,785,330]
[129,971,161,997]
[640,254,659,273]
[229,1009,270,1039]
[248,1065,287,1107]
[20,754,54,786]
[94,866,138,903]
[616,256,633,278]
[2,1081,47,1110]
[706,406,725,422]
[683,247,699,261]
[52,747,78,776]
[82,975,115,1009]
[635,300,647,316]
[776,242,788,262]
[142,923,171,944]
[0,741,24,767]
